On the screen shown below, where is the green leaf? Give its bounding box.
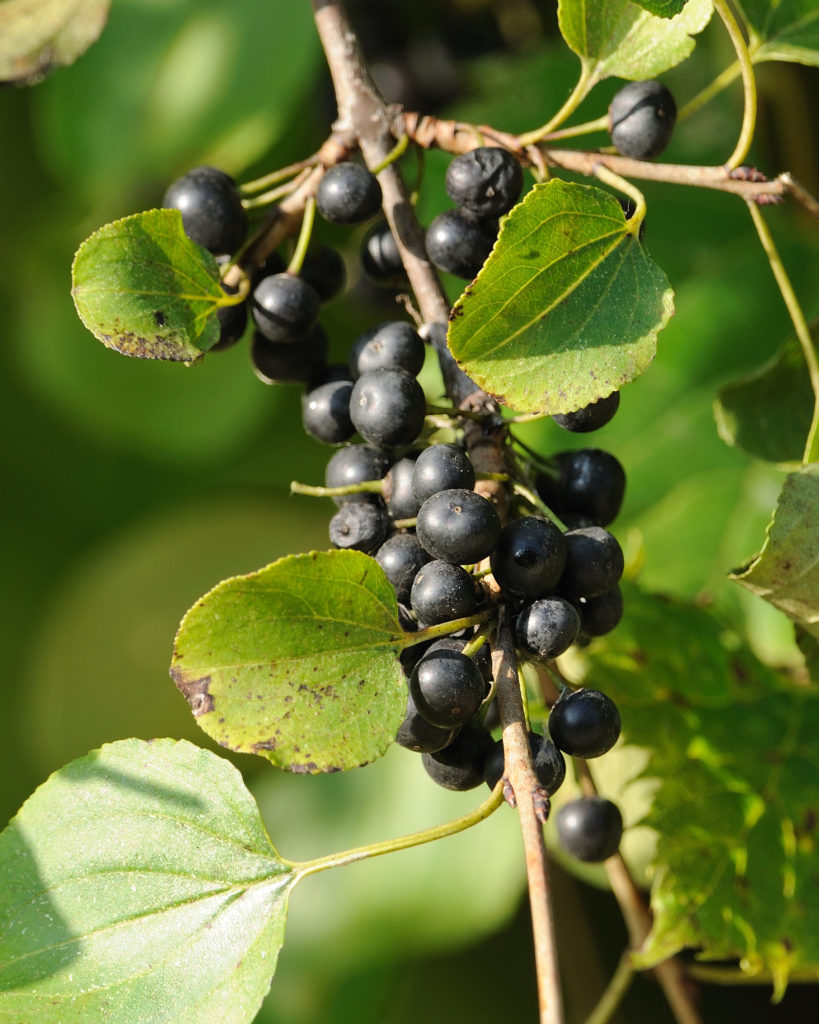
[448,180,673,414]
[737,0,819,67]
[170,550,409,772]
[71,209,224,362]
[0,0,109,84]
[629,0,689,17]
[714,333,816,465]
[0,738,294,1024]
[731,464,819,641]
[582,586,819,993]
[558,0,712,85]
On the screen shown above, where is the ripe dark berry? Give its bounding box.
[445,146,524,219]
[325,443,392,506]
[422,723,493,791]
[548,688,621,758]
[425,636,492,688]
[383,456,422,520]
[162,165,247,255]
[489,516,567,599]
[410,560,476,625]
[251,273,320,343]
[555,797,623,862]
[349,367,427,448]
[349,321,426,378]
[329,502,390,553]
[316,162,382,224]
[552,392,620,433]
[536,449,626,527]
[484,733,566,795]
[396,689,455,753]
[210,285,247,352]
[299,245,347,303]
[376,533,431,604]
[412,443,475,503]
[360,220,407,286]
[608,80,677,160]
[559,527,624,600]
[425,209,497,279]
[416,488,502,565]
[301,378,354,445]
[515,597,581,661]
[578,586,624,638]
[250,325,328,385]
[410,649,486,728]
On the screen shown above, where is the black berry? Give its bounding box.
[316,162,382,224]
[578,586,624,638]
[349,321,425,378]
[251,272,320,343]
[484,732,566,795]
[383,456,422,520]
[376,533,431,604]
[412,443,475,503]
[515,597,581,661]
[559,527,624,600]
[325,443,392,506]
[416,488,501,565]
[250,325,328,385]
[360,220,407,286]
[489,516,567,599]
[425,209,497,279]
[299,245,347,303]
[396,689,455,753]
[349,367,427,448]
[162,165,247,255]
[410,649,486,728]
[301,379,355,445]
[329,502,390,553]
[556,797,623,862]
[445,146,524,219]
[536,449,626,527]
[552,392,620,433]
[608,80,677,160]
[410,560,477,626]
[548,688,621,759]
[422,723,493,791]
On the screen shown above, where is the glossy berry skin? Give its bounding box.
[445,146,524,219]
[375,533,430,604]
[383,456,422,520]
[536,449,626,527]
[162,165,247,255]
[349,321,425,378]
[360,220,406,286]
[251,273,320,342]
[556,797,623,862]
[329,502,390,554]
[410,560,476,626]
[325,443,392,506]
[396,689,455,753]
[484,733,566,795]
[410,649,486,728]
[515,597,581,661]
[299,245,347,303]
[552,392,620,433]
[250,325,328,385]
[416,488,501,565]
[548,688,621,758]
[412,443,475,503]
[349,367,426,448]
[490,516,567,599]
[425,636,492,687]
[560,527,624,600]
[316,162,382,224]
[301,379,354,445]
[425,209,497,279]
[422,724,493,791]
[578,586,624,638]
[608,80,677,160]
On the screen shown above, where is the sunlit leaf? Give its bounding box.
[582,586,819,995]
[448,180,673,414]
[731,464,819,641]
[0,0,109,84]
[557,0,712,85]
[171,550,409,772]
[714,333,816,465]
[71,209,224,362]
[629,0,688,17]
[0,739,294,1024]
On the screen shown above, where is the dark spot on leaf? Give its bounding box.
[289,762,319,774]
[524,250,541,260]
[253,738,278,751]
[170,669,214,717]
[154,310,167,327]
[800,808,817,835]
[781,936,794,952]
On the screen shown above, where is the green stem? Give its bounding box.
[582,952,636,1024]
[370,132,409,174]
[541,115,609,143]
[290,479,384,498]
[687,963,819,985]
[713,0,757,168]
[676,60,742,124]
[592,164,647,238]
[747,203,819,462]
[406,609,496,648]
[294,782,505,881]
[287,195,316,275]
[240,158,318,195]
[518,64,596,146]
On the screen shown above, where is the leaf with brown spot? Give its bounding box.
[171,550,410,772]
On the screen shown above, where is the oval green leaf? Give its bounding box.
[71,209,224,362]
[737,0,819,66]
[731,464,819,641]
[448,180,673,414]
[0,738,294,1024]
[170,550,409,772]
[714,332,817,465]
[558,0,712,85]
[0,0,109,84]
[582,585,819,995]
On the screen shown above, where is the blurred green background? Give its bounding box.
[1,1,817,1021]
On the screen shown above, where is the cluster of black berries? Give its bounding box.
[162,151,627,865]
